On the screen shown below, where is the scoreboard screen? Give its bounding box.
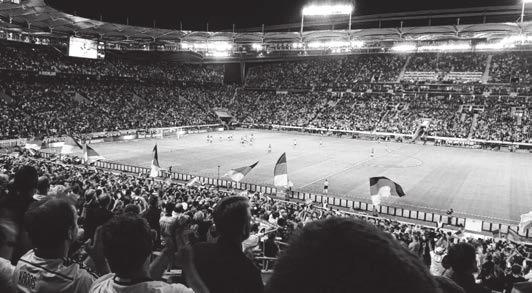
[68,37,105,59]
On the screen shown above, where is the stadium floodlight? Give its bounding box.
[251,43,263,51]
[391,43,417,52]
[523,0,532,24]
[302,4,353,16]
[300,3,354,35]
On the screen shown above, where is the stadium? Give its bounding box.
[4,0,532,292]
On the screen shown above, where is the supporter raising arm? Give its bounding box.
[90,214,208,293]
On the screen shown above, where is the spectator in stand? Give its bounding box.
[504,265,527,293]
[193,196,264,293]
[443,243,491,293]
[266,217,450,293]
[0,221,15,293]
[263,232,279,258]
[143,195,162,247]
[81,191,113,242]
[12,198,109,292]
[33,176,49,202]
[0,165,38,263]
[89,214,208,293]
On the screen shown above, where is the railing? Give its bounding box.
[34,150,528,241]
[241,123,532,149]
[0,124,224,149]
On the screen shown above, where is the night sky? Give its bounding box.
[46,0,518,31]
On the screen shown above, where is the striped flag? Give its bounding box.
[150,145,161,178]
[370,177,405,198]
[224,161,259,182]
[186,177,203,187]
[61,136,83,154]
[370,177,405,209]
[82,143,105,164]
[507,228,525,244]
[274,153,293,188]
[24,139,43,150]
[519,211,532,232]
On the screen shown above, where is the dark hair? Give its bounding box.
[36,176,50,195]
[101,215,154,276]
[124,204,140,215]
[444,243,476,273]
[266,217,440,293]
[24,198,76,250]
[164,202,174,216]
[213,196,250,240]
[14,165,38,194]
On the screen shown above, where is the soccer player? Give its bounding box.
[323,179,329,194]
[268,144,272,153]
[293,139,297,148]
[370,148,375,158]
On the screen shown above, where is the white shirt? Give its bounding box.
[89,273,194,293]
[0,257,15,293]
[12,250,95,293]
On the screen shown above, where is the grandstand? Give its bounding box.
[3,0,532,292]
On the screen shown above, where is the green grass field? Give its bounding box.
[87,129,532,224]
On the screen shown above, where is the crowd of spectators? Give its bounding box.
[490,53,532,84]
[407,53,487,73]
[245,54,406,89]
[0,80,220,139]
[1,151,532,292]
[0,42,224,83]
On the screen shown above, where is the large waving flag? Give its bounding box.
[274,153,293,188]
[519,211,532,232]
[61,136,83,154]
[150,145,161,178]
[225,161,259,182]
[82,143,105,164]
[370,177,405,209]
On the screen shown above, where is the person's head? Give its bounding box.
[444,243,478,274]
[213,196,251,242]
[193,211,205,222]
[124,204,140,215]
[164,202,174,216]
[24,198,78,254]
[174,203,184,214]
[512,264,523,276]
[98,194,111,209]
[266,217,440,293]
[101,215,154,277]
[36,176,50,195]
[14,165,38,197]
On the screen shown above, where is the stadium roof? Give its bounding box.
[1,0,532,45]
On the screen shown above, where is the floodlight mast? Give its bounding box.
[522,0,532,24]
[300,4,354,38]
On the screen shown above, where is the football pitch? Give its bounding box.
[88,129,532,224]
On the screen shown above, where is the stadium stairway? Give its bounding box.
[468,113,479,139]
[397,55,412,83]
[481,54,493,83]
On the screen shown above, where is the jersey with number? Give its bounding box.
[12,250,96,293]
